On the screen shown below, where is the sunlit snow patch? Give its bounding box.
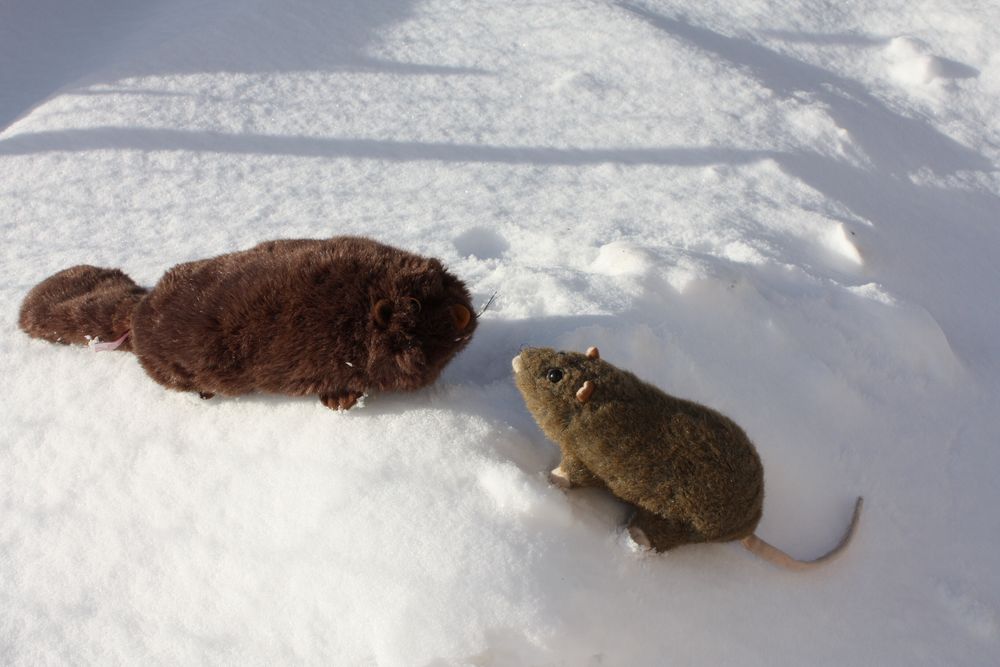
[478,464,574,527]
[847,282,895,306]
[824,222,863,265]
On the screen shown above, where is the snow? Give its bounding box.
[2,0,1000,664]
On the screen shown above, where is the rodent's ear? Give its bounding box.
[452,304,472,331]
[372,299,393,327]
[586,346,600,360]
[576,380,595,404]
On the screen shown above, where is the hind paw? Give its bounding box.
[320,391,363,411]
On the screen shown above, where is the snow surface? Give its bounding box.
[3,0,1000,664]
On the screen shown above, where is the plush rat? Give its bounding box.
[512,346,862,570]
[19,236,476,410]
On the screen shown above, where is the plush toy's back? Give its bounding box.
[571,369,765,544]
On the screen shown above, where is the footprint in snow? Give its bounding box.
[454,227,510,261]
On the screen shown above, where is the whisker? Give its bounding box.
[477,290,498,318]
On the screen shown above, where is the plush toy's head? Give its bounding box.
[366,254,476,391]
[511,346,605,444]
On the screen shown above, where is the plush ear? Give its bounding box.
[372,299,393,327]
[586,346,600,360]
[576,380,595,404]
[452,304,472,331]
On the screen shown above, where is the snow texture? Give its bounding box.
[3,0,1000,664]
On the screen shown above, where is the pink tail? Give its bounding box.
[742,497,863,571]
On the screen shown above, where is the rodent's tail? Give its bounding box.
[741,496,863,571]
[19,265,148,352]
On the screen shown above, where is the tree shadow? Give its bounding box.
[0,0,486,133]
[616,2,991,176]
[758,30,887,47]
[1,0,153,131]
[0,126,763,166]
[929,57,980,80]
[610,2,999,373]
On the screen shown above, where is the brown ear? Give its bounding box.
[372,299,393,327]
[586,346,600,360]
[576,380,595,404]
[452,304,472,331]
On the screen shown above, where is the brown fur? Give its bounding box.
[19,237,477,409]
[513,347,862,569]
[18,265,147,351]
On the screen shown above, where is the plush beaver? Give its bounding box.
[513,346,863,570]
[19,236,477,410]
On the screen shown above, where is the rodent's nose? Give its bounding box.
[511,354,523,374]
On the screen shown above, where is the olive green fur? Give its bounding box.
[514,347,764,552]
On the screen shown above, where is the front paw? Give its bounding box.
[548,466,572,489]
[320,391,362,411]
[627,525,652,549]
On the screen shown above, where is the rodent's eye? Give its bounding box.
[404,297,421,313]
[546,368,564,383]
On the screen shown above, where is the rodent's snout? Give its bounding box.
[511,354,523,374]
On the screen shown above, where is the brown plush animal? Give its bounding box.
[19,237,477,410]
[512,346,863,570]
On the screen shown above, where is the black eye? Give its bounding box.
[546,368,564,383]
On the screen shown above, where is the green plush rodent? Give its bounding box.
[513,346,862,570]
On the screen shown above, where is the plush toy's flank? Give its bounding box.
[20,237,477,410]
[513,347,862,570]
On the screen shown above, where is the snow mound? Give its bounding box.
[885,36,979,85]
[590,241,657,277]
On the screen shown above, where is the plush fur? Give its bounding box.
[20,237,477,410]
[513,347,763,551]
[513,347,862,568]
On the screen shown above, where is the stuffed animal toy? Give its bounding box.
[512,346,862,570]
[19,236,476,410]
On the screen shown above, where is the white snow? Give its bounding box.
[3,0,1000,664]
